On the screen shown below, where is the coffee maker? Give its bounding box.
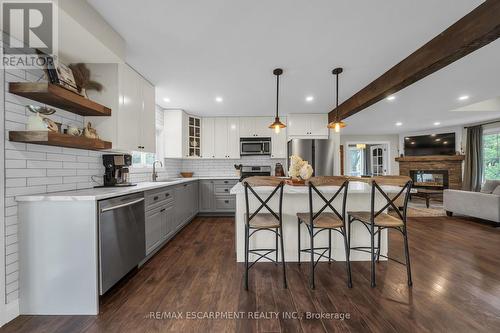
[97,154,136,187]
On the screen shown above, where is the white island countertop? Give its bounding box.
[16,176,239,202]
[230,180,407,195]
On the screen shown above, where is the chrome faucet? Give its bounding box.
[152,160,163,182]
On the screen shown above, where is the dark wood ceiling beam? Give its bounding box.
[329,0,500,123]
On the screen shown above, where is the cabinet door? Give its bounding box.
[191,181,199,216]
[214,118,228,158]
[287,114,310,137]
[145,207,166,255]
[201,118,215,158]
[165,205,175,237]
[239,117,255,137]
[141,79,156,153]
[117,65,141,151]
[199,180,214,212]
[309,114,329,137]
[227,118,240,159]
[271,117,287,158]
[254,117,274,137]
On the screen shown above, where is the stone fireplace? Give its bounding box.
[395,155,465,190]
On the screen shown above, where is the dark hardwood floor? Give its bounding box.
[4,215,500,332]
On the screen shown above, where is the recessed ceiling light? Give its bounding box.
[431,134,437,137]
[434,122,441,126]
[305,96,314,102]
[405,137,410,140]
[443,141,448,144]
[435,138,441,142]
[215,96,223,103]
[458,95,469,101]
[411,142,416,145]
[386,95,396,101]
[163,97,171,103]
[395,122,403,126]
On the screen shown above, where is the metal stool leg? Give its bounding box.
[279,224,287,288]
[370,223,376,288]
[310,224,315,289]
[244,225,249,291]
[376,227,381,262]
[403,227,413,286]
[328,229,332,264]
[297,218,301,266]
[342,227,353,288]
[275,227,278,266]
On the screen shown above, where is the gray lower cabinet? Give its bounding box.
[199,179,237,213]
[145,206,167,255]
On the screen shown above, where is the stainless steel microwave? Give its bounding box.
[240,137,271,156]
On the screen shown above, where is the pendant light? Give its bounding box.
[327,67,346,132]
[269,68,286,134]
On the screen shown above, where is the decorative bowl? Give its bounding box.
[180,172,194,178]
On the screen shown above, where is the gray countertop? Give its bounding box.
[16,177,239,202]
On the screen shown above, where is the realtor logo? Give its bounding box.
[2,1,57,68]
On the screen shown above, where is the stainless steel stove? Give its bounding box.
[239,165,272,182]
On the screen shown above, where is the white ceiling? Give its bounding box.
[86,0,499,134]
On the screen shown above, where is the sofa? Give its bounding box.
[444,180,500,223]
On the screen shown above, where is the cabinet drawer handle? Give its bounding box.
[183,184,188,187]
[161,208,166,212]
[153,196,159,201]
[165,193,170,197]
[224,180,228,184]
[224,189,229,192]
[224,200,229,204]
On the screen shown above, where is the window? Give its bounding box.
[483,131,500,180]
[347,146,364,177]
[132,151,156,168]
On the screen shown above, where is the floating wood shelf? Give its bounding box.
[9,131,112,151]
[8,82,111,117]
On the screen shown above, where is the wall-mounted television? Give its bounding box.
[404,133,456,156]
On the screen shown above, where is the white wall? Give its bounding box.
[340,134,400,175]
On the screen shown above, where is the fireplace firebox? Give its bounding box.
[409,170,449,189]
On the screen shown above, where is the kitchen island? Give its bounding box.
[230,181,405,262]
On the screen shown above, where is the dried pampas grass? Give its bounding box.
[69,63,103,95]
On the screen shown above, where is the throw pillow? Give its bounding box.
[481,180,500,193]
[492,185,500,196]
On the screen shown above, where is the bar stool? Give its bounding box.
[297,176,352,289]
[348,176,413,288]
[243,176,287,290]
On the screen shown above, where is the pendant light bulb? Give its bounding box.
[274,124,281,134]
[334,122,340,133]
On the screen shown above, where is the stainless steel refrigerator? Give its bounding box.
[287,139,335,176]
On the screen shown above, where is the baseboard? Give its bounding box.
[0,300,19,327]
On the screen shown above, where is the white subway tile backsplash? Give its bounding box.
[27,177,63,186]
[5,150,45,160]
[77,155,100,163]
[26,160,63,169]
[47,168,78,176]
[6,168,46,178]
[46,153,77,162]
[26,144,63,153]
[63,176,90,184]
[5,178,26,188]
[63,161,89,169]
[5,159,26,168]
[47,183,77,192]
[5,186,47,197]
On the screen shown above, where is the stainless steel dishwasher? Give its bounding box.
[98,192,145,295]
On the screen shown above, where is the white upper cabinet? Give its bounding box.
[140,79,156,153]
[163,110,187,158]
[227,118,240,158]
[214,118,228,159]
[203,117,240,159]
[239,117,274,137]
[287,114,329,139]
[85,63,156,153]
[201,117,215,158]
[271,117,287,159]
